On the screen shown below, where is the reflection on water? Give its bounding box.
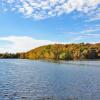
[0,59,100,100]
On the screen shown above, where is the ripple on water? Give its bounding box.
[0,59,100,100]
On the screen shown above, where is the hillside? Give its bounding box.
[20,43,100,60]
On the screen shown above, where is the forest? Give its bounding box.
[20,43,100,60]
[0,53,19,59]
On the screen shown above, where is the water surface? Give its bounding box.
[0,59,100,100]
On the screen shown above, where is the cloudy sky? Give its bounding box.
[0,0,100,53]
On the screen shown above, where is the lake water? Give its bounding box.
[0,59,100,100]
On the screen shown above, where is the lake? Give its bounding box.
[0,59,100,100]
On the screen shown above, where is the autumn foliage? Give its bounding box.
[20,43,100,60]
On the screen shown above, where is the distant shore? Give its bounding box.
[20,43,100,60]
[0,43,100,60]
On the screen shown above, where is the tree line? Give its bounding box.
[0,53,20,59]
[20,43,100,60]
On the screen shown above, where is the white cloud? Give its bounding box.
[65,27,100,43]
[1,0,100,20]
[64,27,100,35]
[68,32,100,43]
[87,13,100,22]
[0,36,58,53]
[69,36,84,43]
[81,28,100,33]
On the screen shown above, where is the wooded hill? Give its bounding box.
[20,43,100,60]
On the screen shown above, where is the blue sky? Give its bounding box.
[0,0,100,53]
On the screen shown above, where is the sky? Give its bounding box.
[0,0,100,53]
